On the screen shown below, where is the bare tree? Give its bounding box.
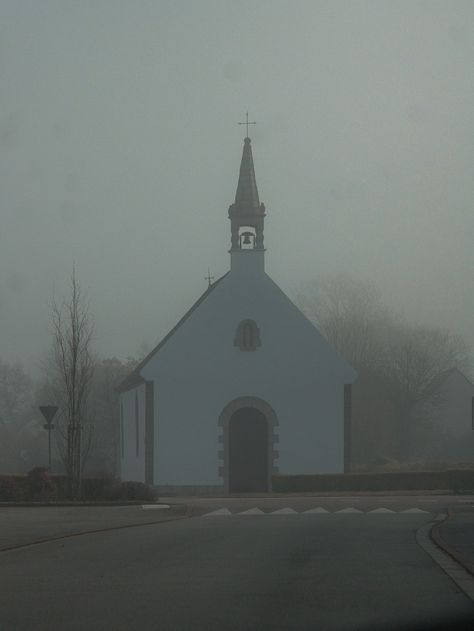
[50,268,94,498]
[380,325,471,459]
[296,273,472,464]
[296,274,390,369]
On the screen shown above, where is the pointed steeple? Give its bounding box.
[234,138,261,213]
[228,137,266,251]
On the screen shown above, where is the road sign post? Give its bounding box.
[39,406,59,472]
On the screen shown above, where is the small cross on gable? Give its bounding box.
[205,267,214,287]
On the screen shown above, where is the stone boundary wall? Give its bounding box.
[272,470,474,493]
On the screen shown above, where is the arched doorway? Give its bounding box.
[228,407,268,492]
[218,396,278,493]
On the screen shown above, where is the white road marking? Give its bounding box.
[200,507,434,516]
[203,508,232,516]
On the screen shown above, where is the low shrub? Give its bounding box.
[353,459,474,473]
[104,480,157,501]
[120,481,157,501]
[26,467,56,500]
[82,477,115,500]
[0,476,23,501]
[272,470,454,493]
[50,475,68,500]
[448,469,474,493]
[0,473,156,502]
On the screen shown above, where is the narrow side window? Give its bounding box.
[135,392,140,457]
[120,401,125,459]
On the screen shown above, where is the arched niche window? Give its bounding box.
[234,319,261,351]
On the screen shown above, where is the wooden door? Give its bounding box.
[228,407,268,492]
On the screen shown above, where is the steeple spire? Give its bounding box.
[234,138,261,214]
[228,137,266,251]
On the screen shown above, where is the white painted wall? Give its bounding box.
[119,383,146,482]
[137,251,355,487]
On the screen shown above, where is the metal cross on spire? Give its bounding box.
[238,111,256,138]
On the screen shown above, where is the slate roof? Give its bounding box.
[228,137,264,217]
[117,272,229,393]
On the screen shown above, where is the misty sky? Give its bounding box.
[1,1,473,372]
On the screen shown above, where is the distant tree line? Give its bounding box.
[0,354,137,478]
[0,359,35,473]
[296,274,473,468]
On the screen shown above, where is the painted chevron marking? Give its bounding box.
[201,506,433,517]
[203,508,232,516]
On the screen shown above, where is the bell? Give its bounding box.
[242,232,252,245]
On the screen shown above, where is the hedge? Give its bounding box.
[272,469,474,493]
[0,475,29,501]
[0,471,156,502]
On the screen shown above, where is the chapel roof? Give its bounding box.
[117,272,229,392]
[432,367,474,390]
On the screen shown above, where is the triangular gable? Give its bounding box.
[262,274,357,382]
[434,367,474,390]
[117,272,229,392]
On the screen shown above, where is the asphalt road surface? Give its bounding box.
[1,509,473,630]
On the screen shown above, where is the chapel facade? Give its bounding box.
[118,136,356,494]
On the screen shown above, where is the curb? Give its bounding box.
[430,509,474,577]
[416,518,474,602]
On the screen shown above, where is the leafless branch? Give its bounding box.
[49,267,95,498]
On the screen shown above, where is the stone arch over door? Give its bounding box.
[218,397,279,493]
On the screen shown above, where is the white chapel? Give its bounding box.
[118,135,356,494]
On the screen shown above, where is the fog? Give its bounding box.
[1,1,473,371]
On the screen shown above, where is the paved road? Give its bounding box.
[0,504,186,551]
[1,510,472,630]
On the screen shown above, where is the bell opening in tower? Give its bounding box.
[239,227,256,250]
